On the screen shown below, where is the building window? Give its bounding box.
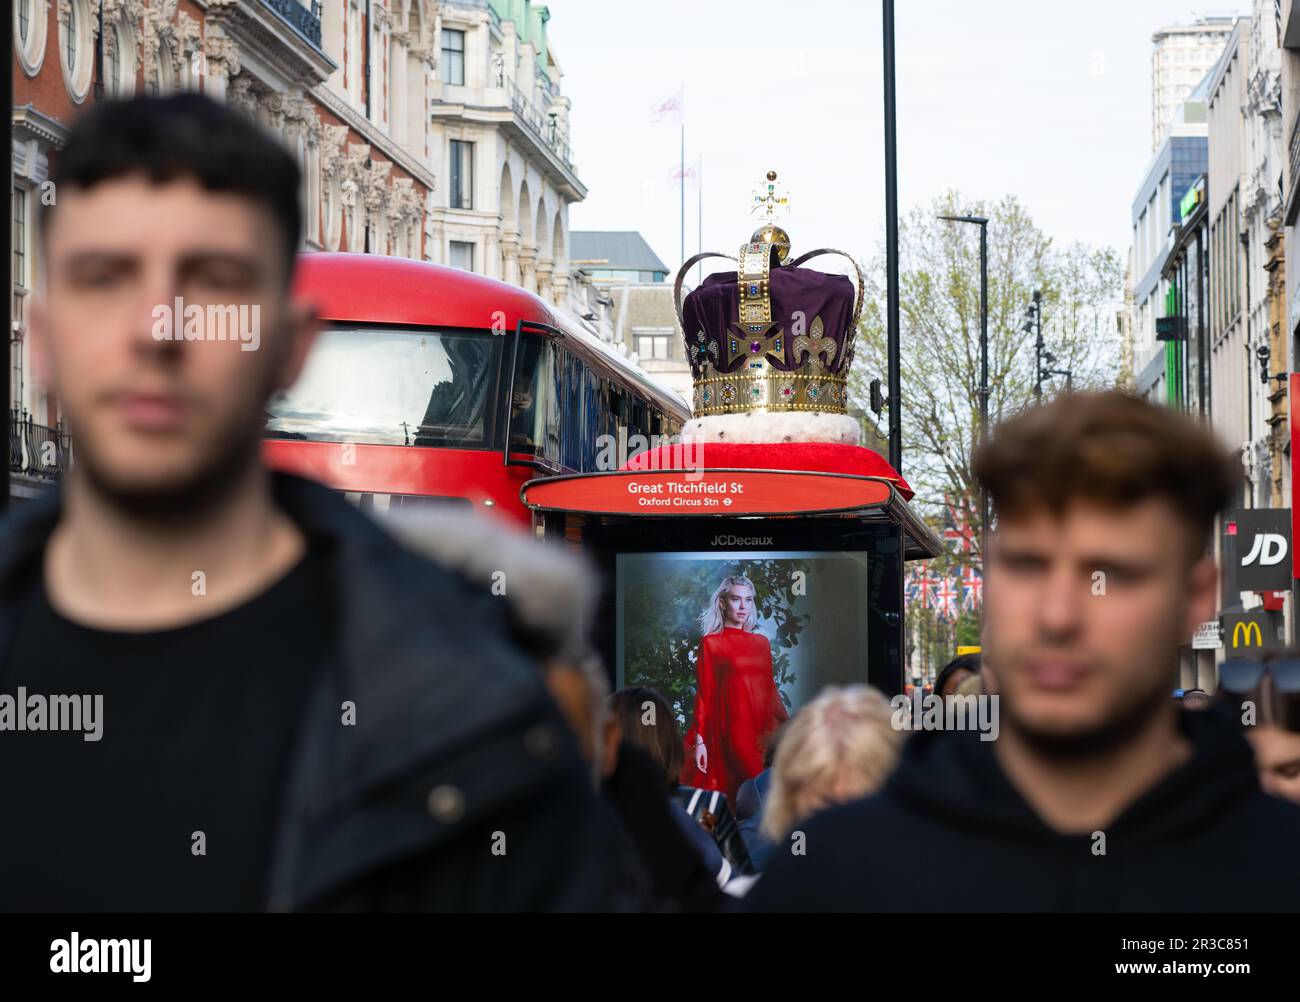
[449,139,473,209]
[442,28,465,86]
[634,331,672,360]
[348,1,361,104]
[151,39,172,95]
[15,0,47,75]
[449,240,474,271]
[106,25,120,95]
[13,187,27,316]
[65,0,77,72]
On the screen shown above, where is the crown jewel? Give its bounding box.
[674,171,864,417]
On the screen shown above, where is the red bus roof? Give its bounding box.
[293,252,555,331]
[293,252,691,422]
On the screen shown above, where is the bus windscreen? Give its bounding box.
[265,325,504,448]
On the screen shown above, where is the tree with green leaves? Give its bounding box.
[849,191,1125,573]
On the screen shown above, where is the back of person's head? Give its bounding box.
[607,687,683,790]
[935,653,981,698]
[762,685,903,841]
[1180,688,1211,710]
[44,94,302,279]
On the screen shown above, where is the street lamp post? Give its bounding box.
[1043,368,1073,391]
[883,0,902,473]
[1024,290,1045,403]
[938,214,989,571]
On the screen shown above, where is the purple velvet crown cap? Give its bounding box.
[682,260,856,378]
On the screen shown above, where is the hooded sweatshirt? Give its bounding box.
[743,707,1300,911]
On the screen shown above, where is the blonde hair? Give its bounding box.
[698,575,759,636]
[762,685,903,841]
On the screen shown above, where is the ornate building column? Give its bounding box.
[342,143,373,253]
[550,270,570,309]
[484,231,501,280]
[535,259,554,303]
[500,230,520,286]
[200,27,241,100]
[364,160,393,253]
[320,124,350,251]
[517,246,537,294]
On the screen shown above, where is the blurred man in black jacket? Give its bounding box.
[0,95,636,912]
[747,391,1300,911]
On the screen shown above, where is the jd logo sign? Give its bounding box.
[1235,509,1292,592]
[1243,533,1287,566]
[1222,611,1278,652]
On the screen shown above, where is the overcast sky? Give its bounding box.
[550,0,1246,277]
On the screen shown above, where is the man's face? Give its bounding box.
[31,175,316,510]
[984,498,1216,750]
[1246,725,1300,804]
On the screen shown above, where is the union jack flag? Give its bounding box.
[934,576,959,619]
[915,570,940,610]
[943,498,976,555]
[961,566,983,611]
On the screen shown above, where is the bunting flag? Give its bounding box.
[961,566,983,611]
[920,571,941,610]
[935,576,959,620]
[943,496,976,554]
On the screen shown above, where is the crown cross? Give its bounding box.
[724,321,789,370]
[749,169,790,223]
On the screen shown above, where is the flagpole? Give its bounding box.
[696,154,702,286]
[680,118,685,269]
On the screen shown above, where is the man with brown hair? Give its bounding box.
[746,391,1300,911]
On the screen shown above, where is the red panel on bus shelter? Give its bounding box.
[523,469,893,517]
[621,441,913,500]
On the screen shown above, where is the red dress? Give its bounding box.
[680,627,789,804]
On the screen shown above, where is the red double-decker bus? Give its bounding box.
[263,253,690,523]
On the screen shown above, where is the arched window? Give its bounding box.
[104,17,137,98]
[105,25,120,95]
[65,0,77,71]
[154,38,174,94]
[61,0,95,101]
[15,0,48,76]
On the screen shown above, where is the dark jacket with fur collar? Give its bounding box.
[0,474,641,911]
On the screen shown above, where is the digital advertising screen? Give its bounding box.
[615,549,871,796]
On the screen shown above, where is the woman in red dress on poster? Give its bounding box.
[681,575,789,804]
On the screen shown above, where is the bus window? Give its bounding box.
[508,337,562,466]
[266,325,503,448]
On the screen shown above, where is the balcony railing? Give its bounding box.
[8,410,72,480]
[260,0,322,49]
[508,80,573,169]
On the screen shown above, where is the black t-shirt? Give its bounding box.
[0,545,331,912]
